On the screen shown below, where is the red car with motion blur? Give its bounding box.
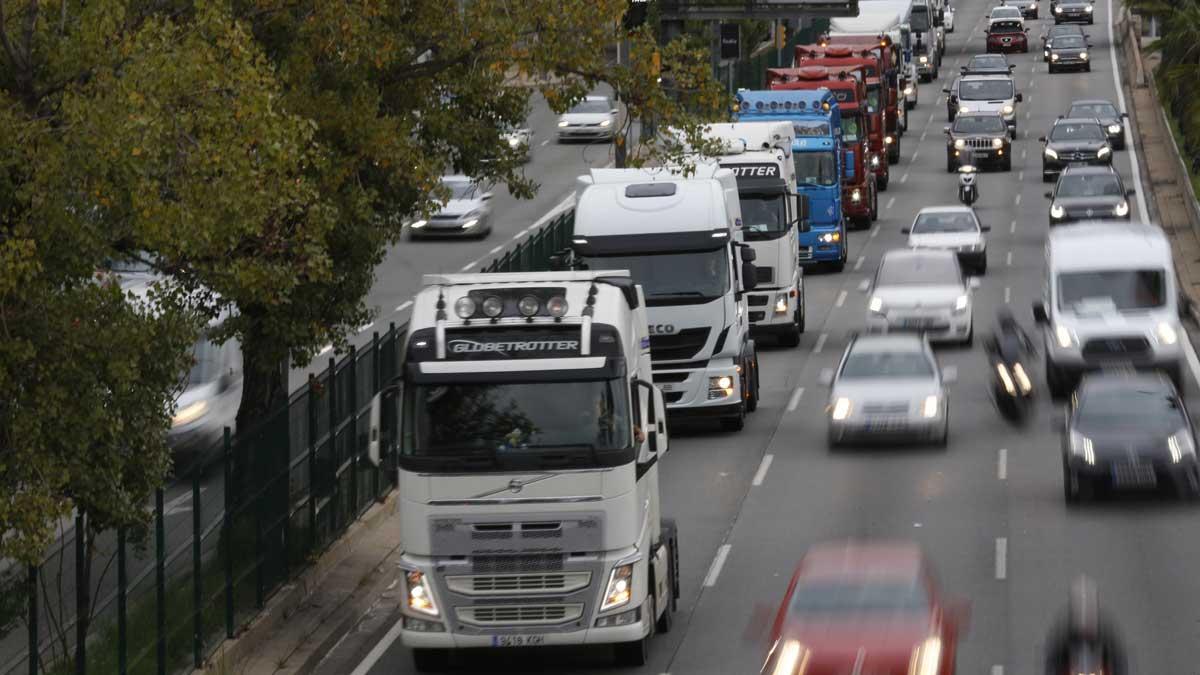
[762,541,969,675]
[986,19,1030,53]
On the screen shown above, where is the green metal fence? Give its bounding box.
[479,209,575,273]
[730,18,830,91]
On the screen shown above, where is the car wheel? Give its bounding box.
[963,322,974,347]
[413,649,451,673]
[977,258,988,275]
[1049,64,1056,73]
[1085,63,1091,72]
[1063,462,1080,504]
[937,416,949,448]
[827,427,842,450]
[1043,170,1054,183]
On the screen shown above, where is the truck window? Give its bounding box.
[794,151,838,187]
[841,115,862,143]
[578,248,730,304]
[866,86,881,112]
[1057,269,1166,312]
[911,7,931,32]
[739,193,789,240]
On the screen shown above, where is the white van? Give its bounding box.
[1033,222,1186,396]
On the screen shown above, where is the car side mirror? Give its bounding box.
[1008,64,1016,72]
[980,224,992,232]
[610,108,620,114]
[1126,188,1136,197]
[942,87,952,93]
[1044,191,1054,200]
[943,125,952,134]
[1179,289,1193,319]
[742,262,758,291]
[1015,93,1024,102]
[1038,135,1047,143]
[1120,111,1128,118]
[857,279,871,293]
[942,366,959,384]
[1032,300,1049,323]
[1087,42,1093,47]
[819,368,836,386]
[959,66,967,74]
[968,277,982,290]
[901,227,911,234]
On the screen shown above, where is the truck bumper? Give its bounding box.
[656,360,743,411]
[748,288,800,330]
[401,609,651,649]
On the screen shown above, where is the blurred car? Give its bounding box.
[1041,24,1087,59]
[1017,0,1040,19]
[1054,0,1094,23]
[409,176,494,239]
[960,53,1014,76]
[1047,34,1092,72]
[952,75,1022,136]
[1062,372,1199,503]
[903,206,991,274]
[763,541,967,675]
[822,334,954,447]
[1067,99,1127,149]
[501,126,532,162]
[989,5,1025,22]
[945,7,955,31]
[1039,117,1113,181]
[861,248,980,345]
[985,19,1030,54]
[556,95,618,142]
[1045,166,1134,226]
[943,112,1012,172]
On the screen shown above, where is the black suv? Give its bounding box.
[945,113,1013,171]
[1054,0,1095,24]
[1040,117,1113,181]
[960,54,1015,75]
[1042,24,1086,60]
[1047,34,1092,72]
[1067,99,1127,149]
[1045,166,1134,226]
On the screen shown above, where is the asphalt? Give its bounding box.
[328,0,1200,673]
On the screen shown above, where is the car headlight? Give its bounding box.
[1051,53,1060,61]
[992,137,1005,148]
[1107,123,1122,134]
[851,188,863,202]
[1114,200,1130,217]
[1156,321,1179,345]
[460,218,479,229]
[1002,104,1015,115]
[507,137,520,147]
[869,296,885,314]
[1044,147,1059,159]
[819,231,841,243]
[905,86,915,96]
[921,395,940,418]
[995,362,1017,395]
[1169,429,1196,463]
[557,119,569,127]
[959,105,970,114]
[1054,323,1077,348]
[410,219,428,229]
[954,138,965,149]
[1012,362,1033,394]
[601,564,634,611]
[831,397,853,420]
[1050,203,1065,218]
[919,55,929,63]
[769,640,809,675]
[1070,430,1095,465]
[1097,146,1111,159]
[910,637,942,675]
[599,119,612,127]
[405,570,439,616]
[953,294,969,312]
[1079,51,1089,59]
[885,135,894,144]
[1085,4,1093,11]
[172,400,209,427]
[1030,2,1037,7]
[1055,5,1063,11]
[775,293,789,314]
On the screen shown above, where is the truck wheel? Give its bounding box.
[780,321,801,348]
[879,166,890,191]
[745,350,760,413]
[720,409,745,432]
[412,649,451,673]
[888,140,900,165]
[656,520,679,633]
[613,602,652,667]
[869,183,879,221]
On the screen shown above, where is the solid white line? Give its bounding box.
[998,448,1008,480]
[920,130,928,142]
[348,617,404,675]
[704,544,733,587]
[854,256,865,271]
[813,333,828,353]
[995,537,1008,580]
[752,454,775,487]
[460,260,479,272]
[511,231,527,240]
[886,196,896,209]
[1004,286,1011,304]
[900,173,909,184]
[1014,193,1022,205]
[488,245,504,254]
[394,300,413,313]
[835,290,848,307]
[787,386,805,412]
[937,96,944,105]
[1006,251,1013,266]
[357,322,374,333]
[1108,0,1150,220]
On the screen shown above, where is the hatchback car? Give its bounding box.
[944,113,1012,172]
[951,75,1022,136]
[556,95,618,142]
[1054,0,1095,23]
[1045,166,1134,226]
[1047,34,1092,72]
[986,19,1029,53]
[409,176,494,239]
[903,206,991,274]
[1067,99,1127,149]
[861,248,980,345]
[1040,117,1113,181]
[822,334,954,446]
[763,541,967,675]
[1062,372,1199,503]
[961,53,1014,76]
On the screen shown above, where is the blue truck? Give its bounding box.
[736,89,848,272]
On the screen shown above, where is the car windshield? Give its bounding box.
[991,8,1022,18]
[841,350,935,379]
[1054,36,1086,49]
[878,255,961,286]
[912,211,979,233]
[969,56,1008,70]
[842,115,862,143]
[990,20,1024,33]
[1061,0,1089,6]
[1056,174,1123,197]
[568,100,610,114]
[1057,269,1166,311]
[403,380,631,457]
[444,180,478,200]
[739,193,790,240]
[911,7,931,31]
[794,151,838,186]
[954,115,1008,133]
[578,248,730,304]
[1069,103,1119,118]
[1051,123,1105,141]
[959,80,1014,100]
[1076,386,1184,431]
[790,581,930,615]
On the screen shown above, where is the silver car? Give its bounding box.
[557,95,618,142]
[902,206,990,275]
[860,248,980,345]
[409,176,494,239]
[502,126,532,162]
[821,333,955,447]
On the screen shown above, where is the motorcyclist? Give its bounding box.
[1043,576,1127,675]
[985,307,1037,366]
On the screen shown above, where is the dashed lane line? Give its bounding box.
[752,454,774,487]
[787,386,806,412]
[703,544,733,587]
[813,333,828,354]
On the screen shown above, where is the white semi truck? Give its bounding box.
[367,271,679,671]
[571,165,762,431]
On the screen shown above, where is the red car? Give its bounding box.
[762,541,968,675]
[986,20,1030,53]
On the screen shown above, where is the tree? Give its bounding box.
[1130,0,1200,167]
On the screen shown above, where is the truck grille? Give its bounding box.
[1082,336,1150,358]
[649,327,711,361]
[446,572,591,596]
[748,295,770,307]
[756,266,775,284]
[862,401,910,415]
[665,391,685,403]
[470,555,564,574]
[749,311,766,322]
[457,604,584,626]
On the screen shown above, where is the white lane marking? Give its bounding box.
[835,289,848,307]
[920,130,928,142]
[540,139,550,147]
[163,488,207,516]
[1010,219,1017,234]
[912,149,921,161]
[1022,149,1027,160]
[488,245,504,254]
[348,617,404,675]
[787,386,806,412]
[900,173,909,184]
[992,666,1004,675]
[1107,0,1150,220]
[357,322,374,333]
[813,333,828,353]
[937,96,944,106]
[1006,251,1013,266]
[395,300,413,313]
[854,255,865,271]
[995,537,1008,580]
[998,448,1008,480]
[869,225,879,239]
[703,544,733,587]
[1018,170,1024,181]
[752,454,775,487]
[318,344,333,356]
[886,196,896,209]
[1025,110,1031,120]
[460,260,479,272]
[1004,286,1011,304]
[511,230,528,240]
[1014,193,1022,205]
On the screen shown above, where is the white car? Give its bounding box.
[556,95,618,142]
[821,333,955,447]
[946,8,956,31]
[502,126,532,162]
[902,206,991,274]
[989,5,1025,22]
[860,248,980,345]
[409,175,494,239]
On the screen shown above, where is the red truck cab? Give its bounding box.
[768,66,878,229]
[812,35,906,164]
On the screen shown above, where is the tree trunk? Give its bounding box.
[234,320,288,437]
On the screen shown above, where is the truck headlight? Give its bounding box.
[953,294,969,312]
[869,296,885,314]
[601,564,634,611]
[1030,2,1037,8]
[819,231,841,243]
[851,188,863,202]
[1002,104,1015,115]
[871,154,880,167]
[1044,147,1059,159]
[885,135,894,145]
[1054,323,1077,348]
[1156,321,1179,345]
[992,137,1005,148]
[954,139,965,149]
[775,293,790,314]
[1055,4,1063,11]
[921,395,940,418]
[919,55,929,63]
[172,400,209,427]
[1169,429,1195,463]
[405,570,439,616]
[1070,430,1095,464]
[910,637,942,675]
[1107,123,1122,133]
[831,397,853,421]
[1050,203,1065,218]
[1097,146,1111,159]
[1085,4,1093,11]
[1114,200,1129,217]
[709,375,735,399]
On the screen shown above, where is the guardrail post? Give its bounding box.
[155,488,166,675]
[74,513,85,675]
[307,375,317,553]
[223,428,234,638]
[348,345,359,516]
[327,356,337,540]
[192,467,203,668]
[28,564,37,675]
[372,330,382,501]
[118,526,127,675]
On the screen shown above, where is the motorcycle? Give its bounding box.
[991,356,1034,422]
[958,164,979,205]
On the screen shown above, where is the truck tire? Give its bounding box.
[779,310,802,348]
[720,408,745,432]
[412,649,451,672]
[879,165,890,190]
[613,594,653,666]
[888,140,900,165]
[745,349,760,413]
[869,183,878,221]
[656,519,679,633]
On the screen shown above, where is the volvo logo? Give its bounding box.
[649,324,677,335]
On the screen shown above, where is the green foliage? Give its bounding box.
[1130,0,1200,169]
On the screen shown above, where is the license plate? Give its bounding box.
[1112,463,1157,487]
[491,634,546,648]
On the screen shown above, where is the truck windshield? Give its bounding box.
[911,7,931,31]
[794,151,838,186]
[1057,269,1166,312]
[740,193,789,240]
[578,248,730,304]
[403,380,631,459]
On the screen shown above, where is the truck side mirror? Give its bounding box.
[741,246,757,263]
[901,227,911,234]
[795,194,811,232]
[742,262,759,290]
[635,380,665,455]
[1044,191,1053,199]
[367,384,402,467]
[1015,93,1023,102]
[1032,300,1049,323]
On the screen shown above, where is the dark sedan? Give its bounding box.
[1040,117,1113,181]
[1020,0,1040,18]
[1047,34,1092,72]
[1062,373,1200,503]
[1054,0,1095,24]
[944,113,1012,171]
[960,53,1015,76]
[1068,99,1128,149]
[1045,166,1134,226]
[1041,24,1087,60]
